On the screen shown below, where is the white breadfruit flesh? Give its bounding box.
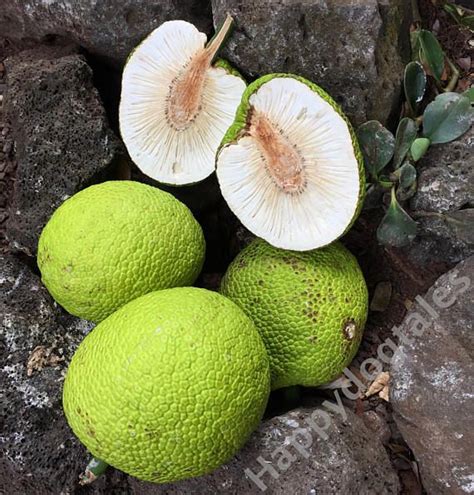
[119,16,246,185]
[216,74,365,251]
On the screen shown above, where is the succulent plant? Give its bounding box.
[422,92,473,144]
[357,29,473,247]
[403,62,426,117]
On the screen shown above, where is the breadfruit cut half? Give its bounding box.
[119,16,246,185]
[216,74,365,251]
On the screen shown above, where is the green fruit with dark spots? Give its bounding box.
[221,239,368,390]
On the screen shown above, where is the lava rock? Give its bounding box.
[0,253,102,493]
[391,256,474,494]
[212,0,410,126]
[0,0,212,67]
[405,127,474,266]
[362,410,392,445]
[129,401,400,494]
[4,48,123,255]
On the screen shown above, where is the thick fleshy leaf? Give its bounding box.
[378,177,394,189]
[393,117,418,168]
[393,161,417,201]
[462,15,474,30]
[410,30,422,61]
[464,87,474,104]
[422,92,473,144]
[418,30,445,82]
[398,162,417,188]
[404,62,427,115]
[357,121,395,178]
[377,188,417,247]
[410,137,431,161]
[397,181,417,201]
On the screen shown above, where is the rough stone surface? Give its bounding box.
[213,0,410,126]
[1,253,400,494]
[0,0,212,67]
[0,71,14,252]
[129,402,400,494]
[4,48,123,255]
[0,253,103,493]
[391,256,474,494]
[406,126,474,265]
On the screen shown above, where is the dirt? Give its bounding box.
[339,211,440,495]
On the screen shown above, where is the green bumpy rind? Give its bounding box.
[63,287,270,483]
[37,181,205,322]
[221,239,369,390]
[217,73,366,242]
[213,58,246,81]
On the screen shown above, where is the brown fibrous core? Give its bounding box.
[249,110,307,194]
[165,15,233,132]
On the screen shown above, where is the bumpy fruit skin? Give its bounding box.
[63,288,270,483]
[37,181,205,322]
[220,239,368,390]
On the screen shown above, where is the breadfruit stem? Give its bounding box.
[79,457,108,485]
[206,14,234,63]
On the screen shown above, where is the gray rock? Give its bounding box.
[411,129,473,213]
[406,126,474,265]
[212,0,410,126]
[129,401,399,494]
[362,410,392,445]
[0,253,98,493]
[0,0,212,67]
[391,256,474,494]
[4,48,123,255]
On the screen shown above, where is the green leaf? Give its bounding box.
[463,16,474,31]
[398,162,417,188]
[379,179,394,189]
[410,29,422,61]
[356,121,395,178]
[464,87,474,104]
[393,117,418,168]
[443,3,463,23]
[418,30,445,82]
[404,62,427,115]
[410,137,431,161]
[443,3,474,32]
[397,181,417,201]
[392,161,417,201]
[422,92,473,144]
[377,188,417,247]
